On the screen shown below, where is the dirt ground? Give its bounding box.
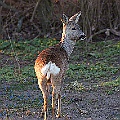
[0,79,120,120]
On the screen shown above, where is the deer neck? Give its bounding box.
[61,33,75,57]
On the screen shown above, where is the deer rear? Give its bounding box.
[34,11,86,120]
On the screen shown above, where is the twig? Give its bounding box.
[7,29,21,74]
[75,102,88,114]
[0,0,3,39]
[88,29,107,42]
[110,29,120,37]
[31,22,43,37]
[88,28,120,42]
[30,0,41,22]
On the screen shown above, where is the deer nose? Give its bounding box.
[79,34,86,40]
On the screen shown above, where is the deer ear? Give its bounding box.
[69,11,81,23]
[61,14,69,24]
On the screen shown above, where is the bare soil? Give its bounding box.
[0,78,120,120]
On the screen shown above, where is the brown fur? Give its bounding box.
[34,11,86,120]
[35,43,68,71]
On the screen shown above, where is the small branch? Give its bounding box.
[30,21,44,38]
[110,29,120,37]
[75,102,88,114]
[31,22,41,34]
[88,29,107,42]
[30,0,41,22]
[0,1,3,39]
[88,28,120,42]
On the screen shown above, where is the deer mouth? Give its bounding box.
[79,34,86,40]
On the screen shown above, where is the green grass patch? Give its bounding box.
[67,62,119,81]
[101,77,120,95]
[66,40,120,92]
[0,65,36,81]
[0,39,120,83]
[70,41,120,77]
[101,77,120,87]
[0,38,58,60]
[0,39,120,112]
[0,38,58,81]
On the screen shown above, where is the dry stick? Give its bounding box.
[110,29,120,37]
[31,22,43,39]
[87,28,120,42]
[88,29,107,42]
[30,0,41,22]
[75,102,88,114]
[30,0,42,38]
[0,1,3,39]
[7,29,21,74]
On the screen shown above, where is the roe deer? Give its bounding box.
[34,11,86,120]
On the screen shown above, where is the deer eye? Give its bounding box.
[72,27,76,30]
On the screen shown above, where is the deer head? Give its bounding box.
[61,11,86,41]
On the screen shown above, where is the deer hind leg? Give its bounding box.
[52,85,62,119]
[51,74,62,119]
[57,93,61,118]
[38,80,48,120]
[52,86,56,120]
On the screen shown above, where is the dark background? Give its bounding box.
[0,0,120,41]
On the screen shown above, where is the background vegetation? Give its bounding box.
[0,0,120,40]
[0,0,120,119]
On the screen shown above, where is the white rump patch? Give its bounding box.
[41,61,60,79]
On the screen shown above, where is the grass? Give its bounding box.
[67,62,119,81]
[0,38,58,61]
[66,40,120,91]
[67,40,120,81]
[0,38,120,117]
[0,38,58,81]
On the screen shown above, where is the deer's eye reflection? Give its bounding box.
[72,27,76,30]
